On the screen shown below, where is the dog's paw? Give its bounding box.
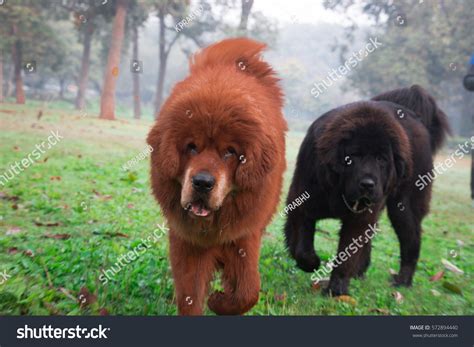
[391,273,412,287]
[323,277,349,297]
[295,251,321,273]
[208,291,258,315]
[207,291,227,315]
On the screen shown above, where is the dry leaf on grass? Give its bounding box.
[336,295,357,305]
[6,227,22,235]
[392,291,404,303]
[34,220,61,227]
[442,281,463,295]
[369,308,390,315]
[430,271,444,282]
[441,259,464,275]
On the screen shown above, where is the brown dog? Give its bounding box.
[147,38,287,315]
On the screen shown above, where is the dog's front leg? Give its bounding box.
[207,231,262,315]
[326,218,375,296]
[169,231,216,315]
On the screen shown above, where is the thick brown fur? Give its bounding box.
[147,38,287,315]
[284,86,450,296]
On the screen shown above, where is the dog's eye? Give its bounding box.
[223,147,236,159]
[376,155,386,163]
[187,143,198,155]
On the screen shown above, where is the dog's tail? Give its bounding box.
[372,85,451,154]
[190,37,282,103]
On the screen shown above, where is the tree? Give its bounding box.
[60,0,115,110]
[132,23,141,119]
[325,0,474,134]
[238,0,254,33]
[128,1,149,119]
[1,3,49,104]
[100,0,128,120]
[153,0,189,116]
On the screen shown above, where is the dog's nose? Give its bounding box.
[192,172,215,192]
[359,177,375,190]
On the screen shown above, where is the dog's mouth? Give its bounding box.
[342,195,374,214]
[184,199,212,218]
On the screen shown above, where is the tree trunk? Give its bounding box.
[11,24,25,104]
[75,19,94,110]
[59,78,66,99]
[132,23,141,119]
[0,50,4,103]
[5,63,14,98]
[99,0,127,120]
[154,9,167,117]
[239,0,254,33]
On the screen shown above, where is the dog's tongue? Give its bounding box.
[191,203,210,217]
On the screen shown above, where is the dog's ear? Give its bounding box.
[386,150,411,193]
[147,124,179,179]
[394,153,407,180]
[235,132,278,190]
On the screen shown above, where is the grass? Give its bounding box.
[0,102,473,316]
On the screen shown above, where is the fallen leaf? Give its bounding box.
[430,289,441,297]
[0,193,20,201]
[13,146,20,151]
[369,308,390,315]
[392,291,404,303]
[43,233,71,240]
[274,293,286,302]
[78,287,97,308]
[126,203,134,209]
[442,281,463,295]
[34,220,61,227]
[311,278,329,291]
[389,268,397,276]
[99,308,109,316]
[92,190,112,201]
[7,247,19,254]
[50,176,61,181]
[92,231,128,238]
[23,249,34,257]
[430,271,444,282]
[456,240,464,247]
[336,295,357,305]
[441,259,464,274]
[6,227,22,235]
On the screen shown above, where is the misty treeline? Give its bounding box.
[0,0,263,120]
[0,0,472,136]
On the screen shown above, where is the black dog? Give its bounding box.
[284,85,451,295]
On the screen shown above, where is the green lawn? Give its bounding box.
[0,103,473,315]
